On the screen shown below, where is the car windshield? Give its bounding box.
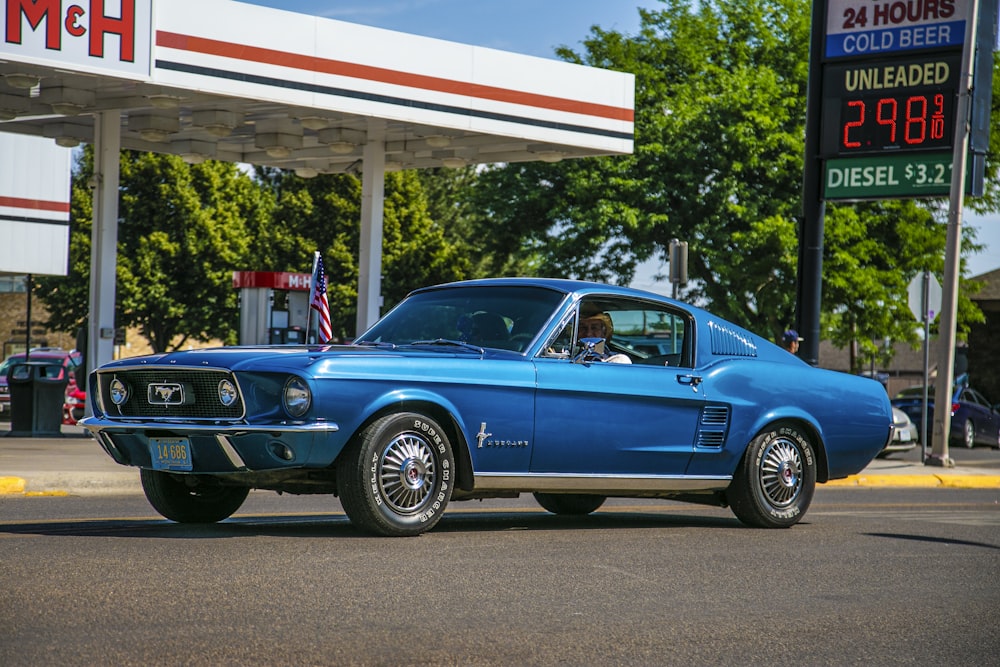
[357,285,565,352]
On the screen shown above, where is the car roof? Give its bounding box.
[7,349,74,358]
[411,277,682,305]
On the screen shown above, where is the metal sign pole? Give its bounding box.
[24,274,32,360]
[921,270,931,461]
[928,0,981,468]
[305,251,318,344]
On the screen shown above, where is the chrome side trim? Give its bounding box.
[216,435,248,470]
[473,473,731,494]
[79,416,339,435]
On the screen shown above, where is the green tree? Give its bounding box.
[466,0,992,356]
[468,0,811,329]
[37,149,267,352]
[257,169,471,339]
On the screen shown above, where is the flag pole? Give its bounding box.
[306,251,319,344]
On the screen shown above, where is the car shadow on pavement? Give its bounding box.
[864,531,1000,551]
[0,508,752,540]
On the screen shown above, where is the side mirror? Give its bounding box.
[572,337,606,364]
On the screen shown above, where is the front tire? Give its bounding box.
[140,469,249,523]
[337,412,454,536]
[533,493,606,515]
[728,423,816,528]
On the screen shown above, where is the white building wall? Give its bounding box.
[0,134,72,276]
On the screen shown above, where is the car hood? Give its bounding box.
[94,343,522,374]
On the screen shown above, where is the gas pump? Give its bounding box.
[232,271,316,345]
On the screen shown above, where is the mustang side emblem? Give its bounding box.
[475,422,492,448]
[148,383,184,405]
[475,422,528,449]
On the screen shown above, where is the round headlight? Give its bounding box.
[218,379,238,407]
[282,377,311,418]
[109,378,129,405]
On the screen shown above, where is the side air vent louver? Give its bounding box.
[707,320,758,357]
[697,431,727,448]
[696,404,730,448]
[701,405,730,425]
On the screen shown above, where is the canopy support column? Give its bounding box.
[356,118,386,335]
[87,111,121,380]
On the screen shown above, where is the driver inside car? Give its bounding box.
[578,312,631,364]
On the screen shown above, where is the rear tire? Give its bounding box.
[533,493,606,515]
[962,419,975,449]
[728,423,816,528]
[337,412,454,536]
[140,469,249,523]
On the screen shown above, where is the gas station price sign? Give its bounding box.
[820,53,961,157]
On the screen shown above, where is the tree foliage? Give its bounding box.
[466,0,994,369]
[38,149,265,352]
[255,169,470,339]
[35,0,999,369]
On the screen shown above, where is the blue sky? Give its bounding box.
[240,0,661,60]
[240,0,1000,281]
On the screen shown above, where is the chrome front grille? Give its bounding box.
[98,368,244,420]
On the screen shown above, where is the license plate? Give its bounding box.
[151,437,193,471]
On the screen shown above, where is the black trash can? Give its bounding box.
[6,361,68,437]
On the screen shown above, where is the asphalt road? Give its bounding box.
[2,487,998,666]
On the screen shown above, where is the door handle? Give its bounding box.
[677,374,702,388]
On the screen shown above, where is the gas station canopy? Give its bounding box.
[0,0,634,373]
[0,0,634,171]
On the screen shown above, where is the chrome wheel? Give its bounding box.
[729,422,816,529]
[379,432,436,514]
[963,420,975,449]
[337,412,455,536]
[759,437,803,507]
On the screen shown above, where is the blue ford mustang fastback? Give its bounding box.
[81,278,892,536]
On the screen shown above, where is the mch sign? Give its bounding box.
[1,0,151,78]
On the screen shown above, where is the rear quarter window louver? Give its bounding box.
[708,320,758,357]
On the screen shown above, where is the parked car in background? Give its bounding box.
[81,279,893,536]
[0,348,85,424]
[880,407,918,457]
[892,377,1000,449]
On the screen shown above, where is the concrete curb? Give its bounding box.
[824,474,1000,489]
[3,473,999,496]
[0,476,26,494]
[0,472,140,496]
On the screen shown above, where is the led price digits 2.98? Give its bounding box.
[841,93,950,152]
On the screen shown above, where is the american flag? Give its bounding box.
[309,251,333,343]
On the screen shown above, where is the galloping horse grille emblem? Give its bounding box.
[148,383,184,405]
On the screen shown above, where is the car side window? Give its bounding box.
[966,389,987,407]
[615,312,688,366]
[539,314,575,358]
[573,297,693,367]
